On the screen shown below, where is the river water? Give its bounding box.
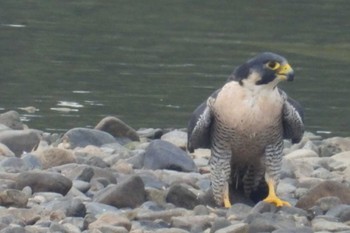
[0,1,349,137]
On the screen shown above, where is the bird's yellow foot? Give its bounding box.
[263,195,291,207]
[223,181,231,208]
[263,179,291,207]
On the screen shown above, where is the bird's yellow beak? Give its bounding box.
[276,63,294,81]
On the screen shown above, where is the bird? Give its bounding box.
[187,52,304,208]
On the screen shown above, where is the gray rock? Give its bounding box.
[0,226,27,233]
[75,153,109,168]
[245,212,296,232]
[85,202,121,216]
[55,164,116,184]
[171,215,213,231]
[319,137,350,157]
[0,143,15,157]
[138,171,165,189]
[75,166,94,182]
[135,208,189,222]
[210,217,231,233]
[16,171,72,195]
[193,205,210,215]
[166,184,201,209]
[0,189,28,207]
[143,140,197,172]
[21,154,42,170]
[72,180,91,193]
[160,130,187,149]
[0,208,41,226]
[215,223,249,233]
[272,227,313,233]
[94,175,146,208]
[60,217,85,231]
[312,217,350,232]
[296,181,350,210]
[279,206,308,217]
[0,111,24,130]
[226,203,253,220]
[284,149,319,160]
[49,222,81,233]
[90,225,128,233]
[62,127,117,149]
[328,151,350,171]
[326,204,350,222]
[0,157,31,173]
[316,196,342,212]
[0,129,41,156]
[137,128,163,139]
[43,197,86,217]
[154,229,189,233]
[24,226,49,233]
[88,212,131,231]
[101,142,132,160]
[145,188,167,206]
[94,116,139,141]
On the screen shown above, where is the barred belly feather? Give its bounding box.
[208,81,285,200]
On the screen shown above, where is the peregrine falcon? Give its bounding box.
[187,52,304,207]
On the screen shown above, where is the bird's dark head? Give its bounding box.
[233,52,294,87]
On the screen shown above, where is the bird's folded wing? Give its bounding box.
[187,90,220,152]
[282,93,305,144]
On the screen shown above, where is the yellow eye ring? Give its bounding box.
[267,61,280,70]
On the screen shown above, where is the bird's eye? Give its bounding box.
[267,61,280,70]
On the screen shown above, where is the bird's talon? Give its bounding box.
[263,196,290,207]
[223,181,232,208]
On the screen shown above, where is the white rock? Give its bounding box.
[191,148,211,159]
[215,223,249,233]
[328,151,350,171]
[312,218,350,232]
[161,130,187,149]
[284,149,319,160]
[283,159,314,179]
[277,181,296,195]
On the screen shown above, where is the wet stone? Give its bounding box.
[94,116,140,142]
[165,184,201,209]
[16,171,72,195]
[62,127,117,149]
[94,175,146,208]
[0,189,28,208]
[143,140,197,172]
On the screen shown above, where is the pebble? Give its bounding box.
[0,112,349,232]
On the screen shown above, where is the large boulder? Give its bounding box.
[0,129,41,156]
[94,175,146,208]
[0,111,24,130]
[95,116,139,142]
[16,171,72,195]
[143,140,197,172]
[61,128,117,149]
[296,181,350,210]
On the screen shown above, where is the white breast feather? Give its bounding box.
[211,81,283,134]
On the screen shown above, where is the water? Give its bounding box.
[0,1,349,137]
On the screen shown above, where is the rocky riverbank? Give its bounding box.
[0,110,350,233]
